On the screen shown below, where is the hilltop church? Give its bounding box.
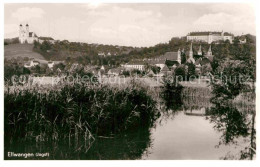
[19,24,38,44]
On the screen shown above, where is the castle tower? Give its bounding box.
[207,45,212,56]
[177,48,181,64]
[198,45,202,55]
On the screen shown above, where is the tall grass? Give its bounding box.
[181,86,212,98]
[4,81,159,145]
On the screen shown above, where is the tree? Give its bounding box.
[201,64,212,75]
[122,70,130,77]
[40,41,52,52]
[150,65,160,74]
[186,63,196,79]
[174,65,186,81]
[211,61,252,101]
[53,63,65,72]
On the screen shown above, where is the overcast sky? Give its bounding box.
[4,3,256,47]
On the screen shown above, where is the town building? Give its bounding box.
[122,60,145,71]
[239,35,247,44]
[158,49,182,65]
[47,61,64,69]
[187,31,233,44]
[145,59,166,69]
[38,37,55,44]
[107,67,124,76]
[24,60,40,68]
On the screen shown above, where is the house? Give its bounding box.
[239,35,247,44]
[98,52,105,57]
[100,65,110,71]
[38,37,55,44]
[146,59,166,69]
[107,68,123,76]
[122,60,145,71]
[159,65,171,76]
[69,63,81,72]
[47,61,64,69]
[172,64,178,71]
[146,70,155,77]
[160,65,170,73]
[24,60,40,68]
[158,49,181,65]
[99,65,110,76]
[48,61,55,68]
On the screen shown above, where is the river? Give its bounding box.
[5,94,255,160]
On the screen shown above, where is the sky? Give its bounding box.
[4,3,256,47]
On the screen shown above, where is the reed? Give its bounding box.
[181,86,212,98]
[4,81,159,144]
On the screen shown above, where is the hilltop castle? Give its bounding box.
[187,31,233,44]
[19,24,38,44]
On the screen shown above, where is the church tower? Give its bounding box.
[189,43,193,58]
[198,45,202,55]
[177,48,181,64]
[26,24,29,37]
[19,24,26,43]
[187,43,195,64]
[19,24,23,38]
[207,45,212,56]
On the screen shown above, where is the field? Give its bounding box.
[4,44,46,60]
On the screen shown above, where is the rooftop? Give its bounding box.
[38,37,54,40]
[159,52,179,61]
[188,31,233,36]
[127,60,146,65]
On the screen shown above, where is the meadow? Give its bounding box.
[4,44,45,60]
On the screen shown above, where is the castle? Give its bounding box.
[187,31,233,44]
[19,24,38,44]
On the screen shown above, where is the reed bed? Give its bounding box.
[4,81,159,144]
[181,86,212,98]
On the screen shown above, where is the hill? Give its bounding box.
[4,37,19,45]
[4,44,46,61]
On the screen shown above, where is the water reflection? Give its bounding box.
[5,128,152,160]
[158,92,255,160]
[206,101,256,160]
[5,91,255,160]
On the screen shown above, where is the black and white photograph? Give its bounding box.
[2,1,258,163]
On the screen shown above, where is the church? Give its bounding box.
[19,24,38,44]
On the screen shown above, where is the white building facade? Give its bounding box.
[187,31,233,44]
[19,24,38,44]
